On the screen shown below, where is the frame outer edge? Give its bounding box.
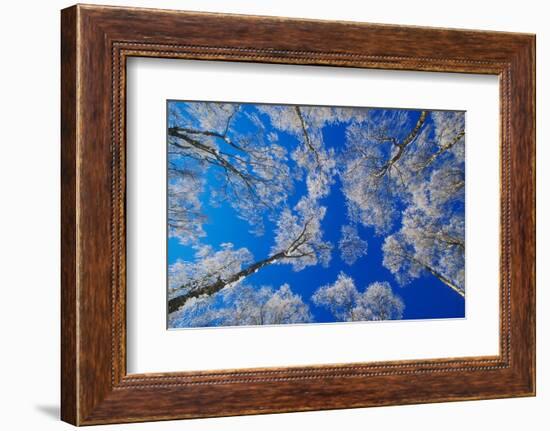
[521,34,536,395]
[503,34,536,396]
[526,35,536,396]
[531,34,536,396]
[61,5,79,426]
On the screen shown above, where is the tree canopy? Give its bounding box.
[167,101,465,327]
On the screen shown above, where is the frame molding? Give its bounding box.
[61,4,535,425]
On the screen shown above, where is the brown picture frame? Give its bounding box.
[61,4,536,425]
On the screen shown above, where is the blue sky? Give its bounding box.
[167,101,465,324]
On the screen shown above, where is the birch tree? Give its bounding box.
[167,167,206,245]
[257,105,345,199]
[382,209,465,297]
[340,109,429,234]
[168,197,332,313]
[340,110,465,235]
[338,109,465,297]
[169,283,312,328]
[381,111,465,297]
[168,102,292,238]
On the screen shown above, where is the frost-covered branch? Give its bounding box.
[382,233,465,297]
[168,102,292,238]
[374,111,427,179]
[168,198,332,313]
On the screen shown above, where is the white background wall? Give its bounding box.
[0,0,546,429]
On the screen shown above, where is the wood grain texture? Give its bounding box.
[60,4,536,425]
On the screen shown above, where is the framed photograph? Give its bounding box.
[61,4,535,425]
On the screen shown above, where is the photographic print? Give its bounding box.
[167,101,465,329]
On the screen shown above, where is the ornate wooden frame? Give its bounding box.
[61,4,536,425]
